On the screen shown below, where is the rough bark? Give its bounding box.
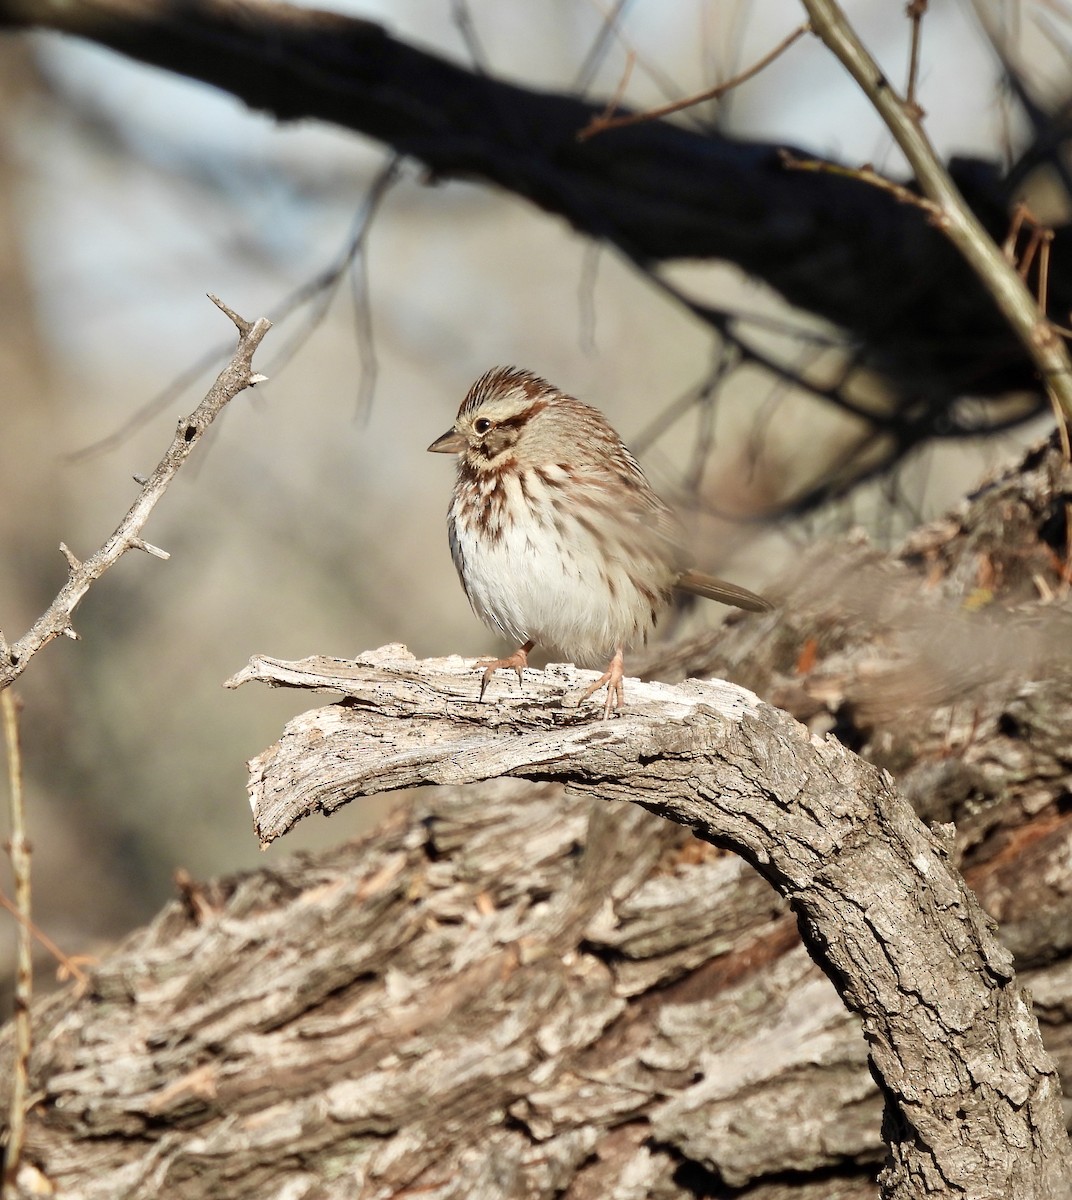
[227,641,1071,1199]
[639,430,1072,900]
[1,641,1067,1197]
[3,781,888,1200]
[3,437,1072,1199]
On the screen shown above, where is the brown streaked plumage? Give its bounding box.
[428,366,773,717]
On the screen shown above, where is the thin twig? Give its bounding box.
[0,298,271,691]
[0,889,88,986]
[799,0,1072,428]
[587,48,635,133]
[997,206,1071,461]
[905,0,928,117]
[1016,226,1043,284]
[1047,389,1071,462]
[1002,200,1031,264]
[262,158,399,381]
[69,160,398,462]
[578,21,811,140]
[572,0,631,92]
[348,236,378,422]
[449,0,490,73]
[779,149,946,222]
[1038,229,1053,318]
[576,0,690,119]
[1,690,30,1200]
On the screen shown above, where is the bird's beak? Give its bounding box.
[427,428,466,454]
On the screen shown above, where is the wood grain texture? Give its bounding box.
[2,785,886,1199]
[219,643,1072,1198]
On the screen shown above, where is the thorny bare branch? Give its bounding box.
[0,298,272,691]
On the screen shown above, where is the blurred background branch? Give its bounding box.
[1,0,1071,490]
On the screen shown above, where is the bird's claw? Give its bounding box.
[579,648,625,720]
[476,645,530,701]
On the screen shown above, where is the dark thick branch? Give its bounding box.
[0,0,1067,432]
[227,645,1072,1199]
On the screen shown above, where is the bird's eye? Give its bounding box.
[474,417,493,434]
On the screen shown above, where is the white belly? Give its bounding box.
[447,468,667,665]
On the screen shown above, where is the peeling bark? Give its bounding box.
[221,641,1070,1198]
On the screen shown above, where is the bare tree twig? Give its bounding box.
[578,21,811,140]
[800,0,1072,426]
[904,0,928,117]
[68,160,396,462]
[575,0,692,119]
[1000,204,1072,462]
[1,690,30,1200]
[0,297,272,691]
[0,890,88,987]
[259,158,398,385]
[572,0,630,92]
[779,148,945,222]
[448,0,490,74]
[227,645,1072,1199]
[584,46,635,136]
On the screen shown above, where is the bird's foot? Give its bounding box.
[579,647,625,720]
[477,641,534,701]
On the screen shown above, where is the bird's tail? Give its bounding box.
[674,569,774,613]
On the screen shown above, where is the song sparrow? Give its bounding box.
[428,367,773,717]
